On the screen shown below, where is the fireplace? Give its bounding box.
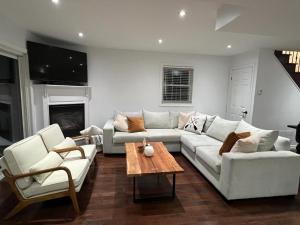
[0,103,12,141]
[49,104,85,137]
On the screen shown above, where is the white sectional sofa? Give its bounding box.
[103,110,300,200]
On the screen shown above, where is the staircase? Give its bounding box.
[274,50,300,90]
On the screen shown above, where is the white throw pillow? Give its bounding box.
[178,111,195,129]
[30,151,63,184]
[113,114,128,132]
[184,114,206,134]
[255,130,279,152]
[235,120,279,152]
[202,114,216,132]
[52,137,76,157]
[231,134,260,153]
[206,116,240,141]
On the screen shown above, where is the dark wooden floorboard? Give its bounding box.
[1,153,300,225]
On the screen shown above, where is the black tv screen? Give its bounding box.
[0,55,17,83]
[27,41,87,85]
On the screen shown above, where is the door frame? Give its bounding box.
[226,64,256,123]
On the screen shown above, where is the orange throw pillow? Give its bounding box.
[219,132,250,155]
[127,116,146,133]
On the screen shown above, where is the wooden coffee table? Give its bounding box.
[125,142,184,201]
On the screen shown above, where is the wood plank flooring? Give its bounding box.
[1,153,300,225]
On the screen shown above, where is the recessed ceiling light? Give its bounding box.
[179,9,186,18]
[158,39,163,44]
[227,44,232,49]
[51,0,59,5]
[78,32,84,38]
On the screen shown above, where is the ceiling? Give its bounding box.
[0,0,300,55]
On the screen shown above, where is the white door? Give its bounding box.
[227,65,255,122]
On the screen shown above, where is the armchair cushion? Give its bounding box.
[64,144,97,161]
[4,135,49,189]
[23,158,89,198]
[52,137,77,157]
[38,124,65,150]
[29,151,63,184]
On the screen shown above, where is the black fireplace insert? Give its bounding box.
[49,104,85,137]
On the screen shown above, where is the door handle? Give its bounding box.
[241,110,248,118]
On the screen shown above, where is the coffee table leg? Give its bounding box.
[172,174,176,198]
[133,177,136,202]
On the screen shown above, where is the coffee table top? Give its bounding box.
[125,142,184,177]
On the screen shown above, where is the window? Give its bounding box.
[162,66,193,104]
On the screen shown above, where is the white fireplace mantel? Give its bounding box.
[31,84,92,133]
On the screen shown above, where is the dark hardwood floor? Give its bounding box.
[1,153,300,225]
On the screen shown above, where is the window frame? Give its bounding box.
[160,65,194,107]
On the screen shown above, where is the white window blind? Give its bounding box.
[162,66,193,104]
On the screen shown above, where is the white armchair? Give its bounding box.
[0,134,91,219]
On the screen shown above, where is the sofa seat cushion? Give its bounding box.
[196,146,222,174]
[23,159,90,198]
[64,144,97,161]
[113,131,147,144]
[181,134,222,153]
[175,129,198,136]
[146,129,181,142]
[4,135,49,189]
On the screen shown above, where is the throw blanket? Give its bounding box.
[90,134,103,146]
[80,125,103,146]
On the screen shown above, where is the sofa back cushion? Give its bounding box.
[3,135,49,189]
[143,110,170,129]
[38,124,65,150]
[169,112,179,128]
[206,116,240,141]
[235,120,279,152]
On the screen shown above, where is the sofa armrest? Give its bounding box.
[103,119,115,154]
[220,151,300,200]
[274,136,291,151]
[2,166,75,199]
[53,146,86,159]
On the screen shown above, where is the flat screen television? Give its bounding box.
[27,41,87,85]
[0,55,17,83]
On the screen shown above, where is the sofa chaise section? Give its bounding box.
[181,135,300,200]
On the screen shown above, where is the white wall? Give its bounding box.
[252,48,300,141]
[87,48,231,126]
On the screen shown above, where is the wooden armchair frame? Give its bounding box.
[2,147,86,219]
[53,146,86,159]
